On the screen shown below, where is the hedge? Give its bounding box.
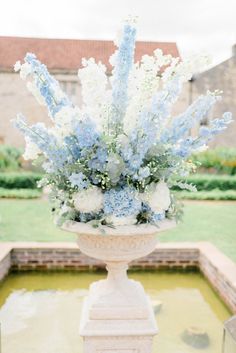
[0,188,42,199]
[191,148,236,175]
[0,172,43,189]
[176,189,236,200]
[0,145,23,171]
[173,174,236,191]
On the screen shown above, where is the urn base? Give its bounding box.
[80,294,158,353]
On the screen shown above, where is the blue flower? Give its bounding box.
[73,117,99,149]
[24,53,72,117]
[14,114,70,169]
[88,146,108,172]
[104,187,141,217]
[150,212,165,223]
[69,172,89,189]
[110,24,136,133]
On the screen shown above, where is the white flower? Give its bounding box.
[141,181,171,213]
[54,106,80,135]
[19,63,31,80]
[73,187,104,213]
[14,61,21,72]
[106,214,137,227]
[26,82,45,105]
[23,137,41,160]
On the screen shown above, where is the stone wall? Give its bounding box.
[0,242,236,313]
[190,56,236,148]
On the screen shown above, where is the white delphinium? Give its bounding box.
[19,63,31,80]
[162,53,211,84]
[14,61,21,72]
[124,50,173,134]
[26,82,45,105]
[141,181,171,214]
[23,136,41,160]
[73,187,104,213]
[78,58,110,130]
[54,106,80,136]
[14,61,31,80]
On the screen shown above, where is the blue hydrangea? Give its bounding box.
[104,187,141,217]
[150,212,165,223]
[69,172,89,189]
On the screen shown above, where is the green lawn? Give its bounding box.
[0,199,235,262]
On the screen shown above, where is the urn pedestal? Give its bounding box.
[63,220,176,353]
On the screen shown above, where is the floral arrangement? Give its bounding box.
[13,19,232,228]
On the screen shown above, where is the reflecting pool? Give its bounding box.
[0,271,231,353]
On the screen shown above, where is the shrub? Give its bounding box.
[0,172,43,189]
[0,187,42,199]
[0,145,23,171]
[173,174,236,191]
[191,148,236,175]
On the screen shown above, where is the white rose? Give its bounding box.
[106,214,137,227]
[73,187,103,213]
[141,181,171,213]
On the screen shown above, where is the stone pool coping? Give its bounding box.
[0,241,236,313]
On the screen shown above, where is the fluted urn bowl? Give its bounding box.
[62,219,176,326]
[63,219,176,263]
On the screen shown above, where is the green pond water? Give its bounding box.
[0,270,231,353]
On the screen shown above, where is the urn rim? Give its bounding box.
[61,218,176,237]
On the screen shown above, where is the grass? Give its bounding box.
[0,199,235,262]
[0,188,42,199]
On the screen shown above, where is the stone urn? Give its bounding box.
[63,219,176,353]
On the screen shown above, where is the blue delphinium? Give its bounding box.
[25,53,72,117]
[110,23,136,134]
[88,146,108,172]
[72,117,100,150]
[14,114,70,169]
[104,187,141,217]
[161,93,219,144]
[172,112,232,158]
[64,135,81,161]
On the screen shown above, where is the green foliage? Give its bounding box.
[0,145,23,171]
[191,148,236,175]
[176,189,236,200]
[0,188,42,199]
[0,172,43,189]
[172,174,236,191]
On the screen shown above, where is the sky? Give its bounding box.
[0,0,235,66]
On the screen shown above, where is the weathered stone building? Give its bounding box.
[0,36,235,148]
[0,36,179,147]
[188,45,236,148]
